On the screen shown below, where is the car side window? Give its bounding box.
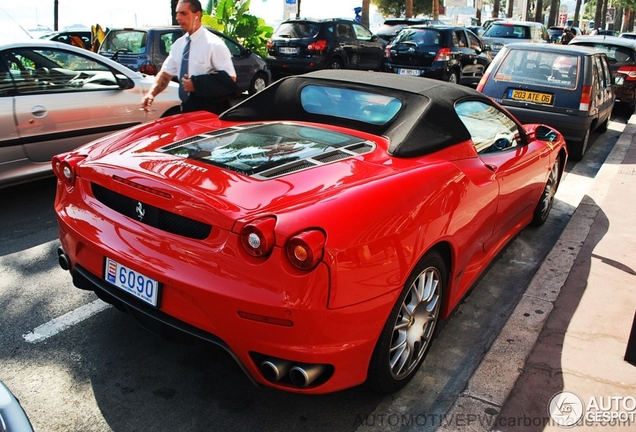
[0,56,15,96]
[467,31,481,50]
[352,23,374,41]
[600,56,612,88]
[336,23,354,38]
[4,48,120,95]
[455,100,522,154]
[455,30,468,47]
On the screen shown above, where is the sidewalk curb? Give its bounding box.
[436,115,636,432]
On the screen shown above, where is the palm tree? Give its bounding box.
[362,0,370,27]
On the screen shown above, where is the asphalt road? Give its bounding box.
[0,111,625,432]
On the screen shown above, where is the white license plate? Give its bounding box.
[105,257,160,307]
[279,47,298,54]
[398,68,420,76]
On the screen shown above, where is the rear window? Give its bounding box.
[493,49,580,89]
[393,29,442,45]
[273,22,320,39]
[158,123,367,176]
[483,24,530,39]
[100,30,148,54]
[300,85,402,125]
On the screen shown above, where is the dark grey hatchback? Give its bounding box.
[477,43,614,160]
[384,25,492,86]
[266,18,384,79]
[99,26,271,95]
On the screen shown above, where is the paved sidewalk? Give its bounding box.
[439,116,636,431]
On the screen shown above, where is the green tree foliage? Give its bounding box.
[372,0,442,17]
[202,0,273,58]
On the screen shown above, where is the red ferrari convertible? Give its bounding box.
[53,70,567,394]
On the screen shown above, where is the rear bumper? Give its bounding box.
[385,64,449,81]
[266,55,327,76]
[501,105,596,142]
[55,192,396,393]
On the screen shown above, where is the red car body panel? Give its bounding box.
[53,71,567,393]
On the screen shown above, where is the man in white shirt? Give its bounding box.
[141,0,237,114]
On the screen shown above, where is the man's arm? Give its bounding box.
[141,71,174,111]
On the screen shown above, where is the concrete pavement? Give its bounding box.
[439,116,636,431]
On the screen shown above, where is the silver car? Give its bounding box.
[0,40,181,188]
[481,20,550,57]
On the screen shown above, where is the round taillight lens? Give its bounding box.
[286,230,325,270]
[139,61,157,75]
[240,217,276,257]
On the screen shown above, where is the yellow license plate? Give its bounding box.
[508,89,553,105]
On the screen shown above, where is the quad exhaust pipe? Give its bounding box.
[260,358,327,388]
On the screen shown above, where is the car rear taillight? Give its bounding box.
[240,217,276,257]
[267,39,273,50]
[52,153,84,187]
[476,71,490,91]
[139,61,157,75]
[385,44,392,58]
[286,230,325,270]
[434,47,451,62]
[617,65,636,81]
[307,40,327,51]
[580,85,592,110]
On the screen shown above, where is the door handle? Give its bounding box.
[31,105,47,118]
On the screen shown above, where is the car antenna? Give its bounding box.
[0,6,34,39]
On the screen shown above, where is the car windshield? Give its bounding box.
[493,49,580,89]
[158,123,367,176]
[300,85,402,125]
[392,28,441,45]
[100,30,148,54]
[274,22,320,39]
[483,24,530,39]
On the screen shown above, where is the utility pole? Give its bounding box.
[296,0,301,18]
[54,0,59,30]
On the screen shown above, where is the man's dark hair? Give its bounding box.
[180,0,203,13]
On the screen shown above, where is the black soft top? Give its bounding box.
[221,70,492,157]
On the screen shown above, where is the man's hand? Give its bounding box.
[181,74,195,93]
[141,93,155,112]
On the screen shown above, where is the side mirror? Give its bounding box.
[115,74,134,90]
[535,125,559,142]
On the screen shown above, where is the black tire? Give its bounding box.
[447,71,458,84]
[597,116,609,133]
[327,58,343,69]
[568,128,589,161]
[366,251,446,393]
[248,72,268,95]
[531,156,561,226]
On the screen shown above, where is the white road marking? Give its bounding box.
[23,300,112,343]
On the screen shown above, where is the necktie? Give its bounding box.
[179,36,190,102]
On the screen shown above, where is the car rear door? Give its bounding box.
[0,63,24,179]
[334,21,359,67]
